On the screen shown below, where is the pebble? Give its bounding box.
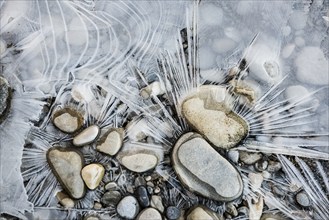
[225,203,238,217]
[140,81,165,99]
[154,186,161,194]
[47,147,86,199]
[52,108,84,133]
[147,186,153,194]
[56,191,75,208]
[172,132,243,201]
[135,176,146,187]
[120,153,158,173]
[267,161,282,172]
[105,182,117,191]
[255,159,268,172]
[166,206,181,220]
[295,191,311,207]
[81,163,105,190]
[84,216,99,220]
[117,196,140,219]
[93,202,102,209]
[0,76,11,124]
[239,151,262,165]
[71,84,94,103]
[181,86,248,149]
[260,213,285,220]
[96,128,124,156]
[137,208,162,220]
[101,191,122,206]
[136,186,150,208]
[186,206,221,220]
[151,195,164,213]
[295,47,328,85]
[73,125,100,146]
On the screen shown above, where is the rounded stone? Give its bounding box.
[186,206,221,220]
[239,151,262,165]
[255,159,268,172]
[52,108,84,133]
[0,76,11,124]
[295,191,311,207]
[73,125,100,146]
[117,196,140,219]
[56,191,75,208]
[151,195,164,213]
[104,182,117,191]
[137,208,162,220]
[172,132,243,201]
[166,206,180,220]
[181,86,248,150]
[267,161,282,172]
[136,186,150,208]
[81,163,105,190]
[101,191,122,206]
[96,128,124,156]
[120,153,158,173]
[47,147,86,199]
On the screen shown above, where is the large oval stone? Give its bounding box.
[181,85,248,149]
[47,147,86,199]
[172,132,243,201]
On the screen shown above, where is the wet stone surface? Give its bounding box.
[172,132,243,201]
[0,76,11,124]
[47,147,86,199]
[52,108,84,133]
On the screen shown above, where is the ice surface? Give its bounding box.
[0,0,328,219]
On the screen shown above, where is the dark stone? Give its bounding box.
[255,159,268,172]
[166,206,180,220]
[295,191,311,208]
[101,191,122,206]
[0,76,11,124]
[136,186,150,208]
[135,176,146,187]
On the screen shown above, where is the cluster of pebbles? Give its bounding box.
[38,81,317,220]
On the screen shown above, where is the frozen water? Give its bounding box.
[0,0,328,219]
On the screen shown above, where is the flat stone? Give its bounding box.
[73,125,100,146]
[137,208,162,220]
[239,151,262,165]
[117,196,140,219]
[96,128,124,156]
[104,182,117,191]
[47,147,86,199]
[186,206,221,220]
[181,86,248,149]
[166,206,181,220]
[0,76,11,124]
[151,195,164,213]
[172,133,243,201]
[136,186,150,207]
[81,163,105,190]
[52,108,84,133]
[295,191,311,207]
[101,191,122,206]
[120,153,158,173]
[56,191,75,208]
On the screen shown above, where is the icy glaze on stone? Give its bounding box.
[172,132,243,201]
[47,147,86,199]
[181,86,248,150]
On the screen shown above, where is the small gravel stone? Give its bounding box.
[145,176,152,181]
[117,196,140,219]
[151,195,164,213]
[47,147,86,199]
[267,161,282,172]
[255,159,268,172]
[96,128,124,156]
[52,108,84,133]
[101,191,122,206]
[93,202,102,209]
[81,163,105,190]
[154,186,161,194]
[136,186,150,208]
[239,151,262,165]
[56,191,75,208]
[172,132,243,201]
[104,182,117,191]
[73,125,100,146]
[135,176,146,187]
[225,202,238,217]
[0,76,11,124]
[137,208,162,220]
[120,153,158,173]
[147,186,153,194]
[295,191,311,207]
[166,206,181,220]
